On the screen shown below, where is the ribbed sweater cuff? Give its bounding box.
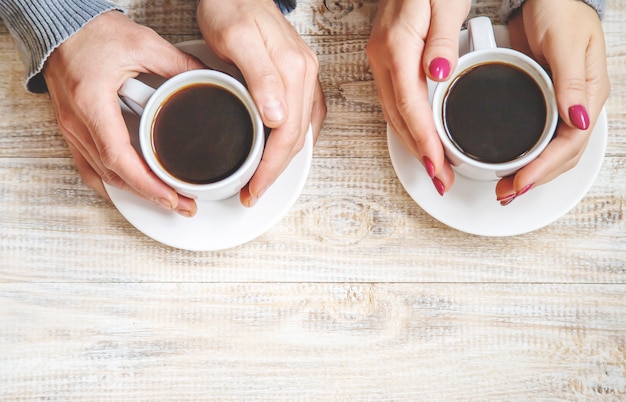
[0,0,124,93]
[500,0,605,21]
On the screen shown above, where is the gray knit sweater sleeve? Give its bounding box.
[0,0,124,93]
[500,0,605,21]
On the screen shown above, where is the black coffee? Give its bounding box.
[152,83,253,184]
[443,62,547,164]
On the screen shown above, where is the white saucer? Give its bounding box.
[387,26,608,236]
[105,40,313,251]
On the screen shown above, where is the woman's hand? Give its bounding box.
[197,0,327,207]
[367,0,471,195]
[497,0,610,205]
[44,11,205,217]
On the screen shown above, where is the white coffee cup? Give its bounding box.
[118,69,264,200]
[431,16,558,181]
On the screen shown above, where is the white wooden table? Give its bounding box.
[1,0,625,399]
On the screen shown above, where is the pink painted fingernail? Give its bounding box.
[423,156,435,179]
[516,183,534,197]
[568,105,590,130]
[432,177,445,196]
[497,193,516,203]
[500,196,516,207]
[429,57,451,81]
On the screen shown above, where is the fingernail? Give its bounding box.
[429,57,451,81]
[246,196,258,208]
[257,185,269,200]
[497,193,516,203]
[177,209,194,218]
[432,177,445,196]
[244,185,267,208]
[498,193,516,206]
[263,100,285,122]
[423,156,435,179]
[568,105,590,130]
[516,183,534,197]
[500,196,516,207]
[156,197,173,210]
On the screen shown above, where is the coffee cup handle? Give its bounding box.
[118,78,156,115]
[468,16,497,51]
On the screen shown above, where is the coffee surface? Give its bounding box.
[152,83,253,184]
[443,62,547,164]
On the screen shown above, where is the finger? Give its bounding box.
[245,48,320,206]
[494,176,516,206]
[424,1,470,81]
[375,65,454,196]
[50,99,133,194]
[584,25,611,120]
[240,132,291,208]
[287,44,320,155]
[136,33,207,79]
[85,93,183,210]
[69,124,197,217]
[58,115,131,192]
[215,26,288,128]
[239,184,252,207]
[495,55,607,206]
[67,141,109,200]
[388,46,451,190]
[298,49,321,144]
[72,142,145,204]
[310,80,327,144]
[62,123,152,202]
[243,77,319,208]
[543,36,591,131]
[94,104,198,217]
[494,122,588,204]
[174,195,198,218]
[368,60,409,147]
[369,48,454,195]
[243,57,310,208]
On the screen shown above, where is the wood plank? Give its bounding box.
[1,283,624,400]
[1,1,625,400]
[1,157,623,281]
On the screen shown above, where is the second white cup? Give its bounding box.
[431,16,558,181]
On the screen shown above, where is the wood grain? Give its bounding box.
[1,283,625,400]
[1,156,623,281]
[0,0,624,399]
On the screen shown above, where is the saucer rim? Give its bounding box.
[105,40,313,251]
